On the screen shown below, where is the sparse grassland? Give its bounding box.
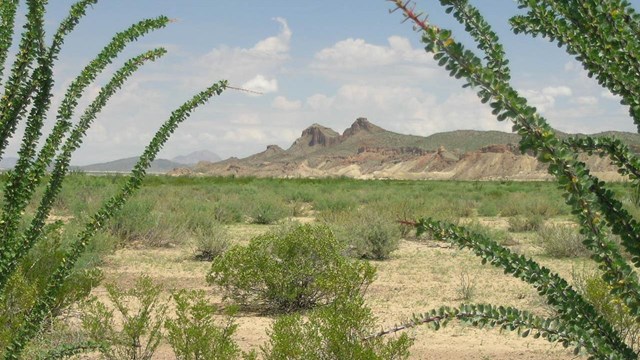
[7,173,639,359]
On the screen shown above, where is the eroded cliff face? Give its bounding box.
[171,118,636,181]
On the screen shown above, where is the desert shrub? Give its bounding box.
[507,214,544,232]
[536,223,589,258]
[477,201,499,217]
[81,276,168,360]
[192,220,230,261]
[464,220,512,246]
[456,270,477,301]
[0,222,103,348]
[107,195,183,247]
[213,197,245,224]
[165,289,245,360]
[388,0,640,358]
[331,209,401,260]
[389,200,426,238]
[261,294,412,360]
[313,196,357,214]
[207,224,376,313]
[573,269,640,352]
[0,1,227,356]
[249,196,289,225]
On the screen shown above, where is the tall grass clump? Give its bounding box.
[0,1,227,357]
[330,209,401,260]
[537,223,589,258]
[386,0,640,358]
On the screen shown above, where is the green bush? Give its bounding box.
[207,224,376,313]
[165,289,246,360]
[249,197,289,225]
[107,196,180,246]
[573,269,640,352]
[388,0,640,358]
[507,214,544,232]
[261,295,412,360]
[80,276,167,360]
[213,197,245,224]
[332,210,401,260]
[192,221,230,261]
[537,223,589,258]
[0,222,103,348]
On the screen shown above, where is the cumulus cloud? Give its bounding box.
[185,18,291,89]
[252,17,291,55]
[519,86,572,112]
[310,35,438,85]
[298,84,509,137]
[542,86,572,97]
[312,35,430,70]
[223,128,267,142]
[571,96,598,105]
[306,94,334,110]
[241,75,278,94]
[272,96,301,110]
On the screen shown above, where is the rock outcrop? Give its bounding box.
[169,118,640,181]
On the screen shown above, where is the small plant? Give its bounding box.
[456,269,476,301]
[249,197,289,225]
[207,224,376,313]
[573,268,640,352]
[507,214,543,233]
[331,209,401,260]
[80,276,168,360]
[261,294,412,360]
[165,289,243,360]
[536,223,588,258]
[192,221,230,261]
[0,222,103,348]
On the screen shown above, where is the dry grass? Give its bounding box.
[90,219,588,359]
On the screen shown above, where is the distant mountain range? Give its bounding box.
[0,150,223,173]
[171,150,221,165]
[72,150,222,173]
[3,119,639,179]
[169,117,640,180]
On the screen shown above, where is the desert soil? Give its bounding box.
[92,221,585,359]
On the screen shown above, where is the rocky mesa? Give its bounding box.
[171,118,640,181]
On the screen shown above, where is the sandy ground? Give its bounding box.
[90,221,585,359]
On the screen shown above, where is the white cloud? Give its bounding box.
[272,96,301,110]
[223,128,267,142]
[310,35,438,86]
[230,113,261,125]
[571,96,598,105]
[241,75,278,94]
[306,94,334,110]
[312,35,430,71]
[542,86,572,97]
[185,18,291,89]
[298,84,510,137]
[519,86,572,112]
[252,17,291,55]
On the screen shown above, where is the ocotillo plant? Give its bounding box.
[0,1,226,358]
[388,1,640,359]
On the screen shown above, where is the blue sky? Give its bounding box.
[7,1,640,164]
